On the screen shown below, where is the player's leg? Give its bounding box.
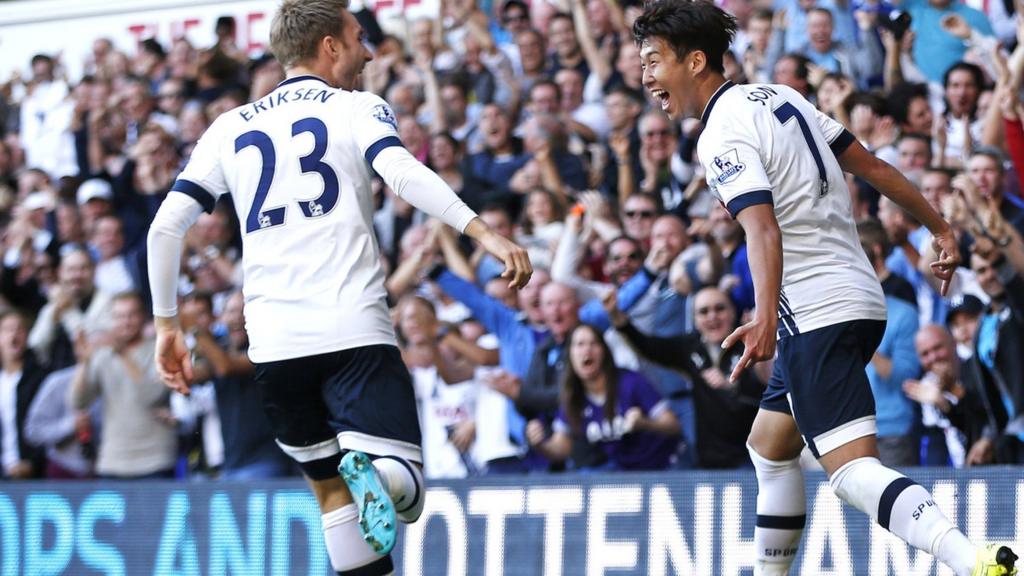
[325,345,427,533]
[789,320,1016,576]
[254,356,394,575]
[747,367,808,576]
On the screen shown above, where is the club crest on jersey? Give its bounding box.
[372,104,398,130]
[711,149,745,184]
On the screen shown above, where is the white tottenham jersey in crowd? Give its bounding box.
[697,81,887,337]
[174,76,422,362]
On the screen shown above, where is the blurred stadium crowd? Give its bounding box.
[0,0,1022,481]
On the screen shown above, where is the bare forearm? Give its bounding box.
[617,162,636,207]
[741,216,783,323]
[441,333,499,366]
[840,144,949,234]
[636,410,681,437]
[438,232,475,282]
[537,433,572,462]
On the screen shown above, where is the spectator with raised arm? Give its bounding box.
[28,248,113,371]
[69,292,176,479]
[606,287,763,468]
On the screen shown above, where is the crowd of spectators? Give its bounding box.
[0,0,1022,481]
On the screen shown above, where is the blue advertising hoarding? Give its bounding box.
[0,468,1020,575]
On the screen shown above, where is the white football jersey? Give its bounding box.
[174,76,407,362]
[697,81,887,337]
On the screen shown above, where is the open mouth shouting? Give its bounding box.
[650,88,671,112]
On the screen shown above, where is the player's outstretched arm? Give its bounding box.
[837,139,959,294]
[463,217,533,289]
[721,203,782,383]
[147,193,204,396]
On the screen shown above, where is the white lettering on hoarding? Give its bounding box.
[800,484,852,576]
[648,484,713,576]
[721,483,755,576]
[526,487,584,576]
[587,486,641,576]
[467,489,525,576]
[404,488,467,576]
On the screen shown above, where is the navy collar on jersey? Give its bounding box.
[277,74,331,88]
[700,80,735,125]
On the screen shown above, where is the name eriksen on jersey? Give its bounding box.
[239,88,336,122]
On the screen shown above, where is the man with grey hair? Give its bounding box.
[146,1,532,574]
[965,147,1024,238]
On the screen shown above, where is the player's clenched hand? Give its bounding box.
[480,230,533,289]
[154,325,194,396]
[721,316,776,383]
[929,225,959,296]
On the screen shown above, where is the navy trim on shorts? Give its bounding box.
[171,179,216,213]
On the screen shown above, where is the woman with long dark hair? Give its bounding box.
[526,323,679,470]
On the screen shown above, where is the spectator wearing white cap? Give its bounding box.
[75,178,114,237]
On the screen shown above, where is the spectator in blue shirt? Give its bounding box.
[860,220,923,466]
[901,0,994,83]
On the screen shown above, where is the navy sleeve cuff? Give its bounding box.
[829,129,856,157]
[170,179,216,214]
[364,136,404,165]
[725,189,773,218]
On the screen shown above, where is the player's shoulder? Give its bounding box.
[349,90,399,129]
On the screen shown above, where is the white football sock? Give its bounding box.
[749,445,806,575]
[829,457,975,576]
[321,504,393,575]
[373,455,425,523]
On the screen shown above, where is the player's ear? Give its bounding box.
[689,50,707,76]
[322,34,340,60]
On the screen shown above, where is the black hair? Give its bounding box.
[942,61,987,120]
[632,0,737,74]
[843,91,887,118]
[779,53,812,82]
[30,54,53,67]
[561,324,619,435]
[887,82,929,125]
[140,38,166,59]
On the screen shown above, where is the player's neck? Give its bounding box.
[694,72,730,120]
[286,65,335,88]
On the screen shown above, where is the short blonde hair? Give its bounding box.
[270,0,350,68]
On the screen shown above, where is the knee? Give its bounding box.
[748,443,802,477]
[747,431,804,463]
